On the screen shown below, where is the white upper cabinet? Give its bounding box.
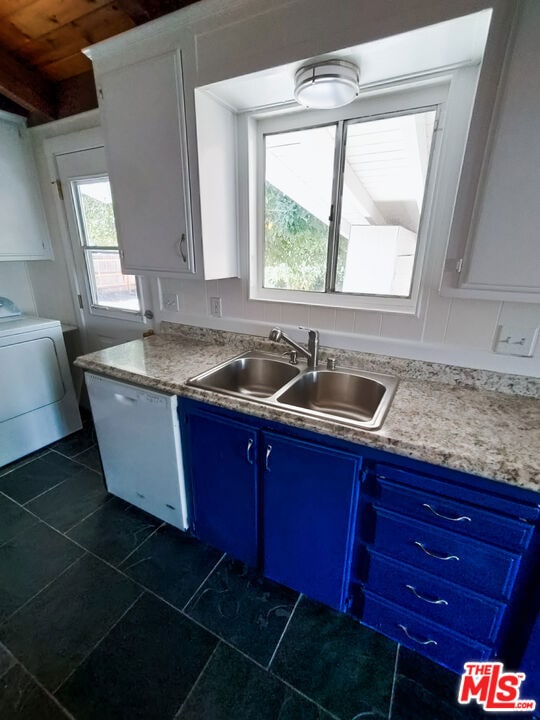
[0,113,51,261]
[457,0,540,300]
[96,51,195,276]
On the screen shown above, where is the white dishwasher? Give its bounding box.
[85,372,189,530]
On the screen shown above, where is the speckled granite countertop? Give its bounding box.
[74,330,540,494]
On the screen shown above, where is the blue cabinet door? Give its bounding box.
[262,431,360,610]
[185,410,259,566]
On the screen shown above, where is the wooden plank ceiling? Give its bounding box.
[0,0,198,122]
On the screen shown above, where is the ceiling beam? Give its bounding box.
[114,0,152,24]
[0,45,55,121]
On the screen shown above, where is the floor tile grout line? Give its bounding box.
[18,476,77,508]
[1,487,341,717]
[178,608,272,673]
[118,522,166,568]
[62,495,115,535]
[0,492,227,628]
[2,493,309,687]
[0,647,76,720]
[180,553,226,612]
[0,450,50,479]
[266,592,302,670]
[387,643,401,720]
[50,443,97,462]
[268,670,343,720]
[173,641,221,719]
[20,474,82,507]
[53,589,146,695]
[0,552,87,629]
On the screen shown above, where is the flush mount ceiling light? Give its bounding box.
[294,59,360,109]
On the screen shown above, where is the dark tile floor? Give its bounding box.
[0,421,534,719]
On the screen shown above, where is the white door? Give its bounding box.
[55,146,154,353]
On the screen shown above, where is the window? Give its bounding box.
[251,82,448,312]
[71,178,141,313]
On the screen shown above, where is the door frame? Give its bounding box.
[42,126,157,352]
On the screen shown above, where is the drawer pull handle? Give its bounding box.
[265,444,272,471]
[398,624,438,646]
[405,584,448,606]
[423,503,471,523]
[246,438,254,465]
[414,541,459,561]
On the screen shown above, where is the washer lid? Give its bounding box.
[0,296,22,318]
[0,315,61,338]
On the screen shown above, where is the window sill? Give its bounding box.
[250,286,419,315]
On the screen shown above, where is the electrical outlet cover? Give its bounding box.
[210,297,222,317]
[493,325,539,357]
[162,292,179,312]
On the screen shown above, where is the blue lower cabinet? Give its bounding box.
[261,431,360,611]
[519,610,540,716]
[183,410,259,567]
[179,400,540,685]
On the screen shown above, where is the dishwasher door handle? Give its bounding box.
[113,393,138,405]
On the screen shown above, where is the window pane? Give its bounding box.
[264,125,336,292]
[75,179,118,248]
[85,250,140,311]
[335,110,436,297]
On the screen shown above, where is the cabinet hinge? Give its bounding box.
[54,178,64,200]
[77,294,84,309]
[456,258,464,274]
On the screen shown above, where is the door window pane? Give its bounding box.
[336,110,436,296]
[85,250,139,310]
[76,179,118,247]
[264,124,336,292]
[72,177,141,313]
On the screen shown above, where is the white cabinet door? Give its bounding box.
[461,0,540,297]
[97,51,194,275]
[0,114,51,261]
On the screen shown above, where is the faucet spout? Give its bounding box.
[268,326,319,369]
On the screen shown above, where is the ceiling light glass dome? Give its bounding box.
[294,59,360,109]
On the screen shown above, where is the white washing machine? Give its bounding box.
[0,305,81,467]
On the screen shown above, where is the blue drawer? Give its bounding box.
[361,589,492,674]
[374,476,534,552]
[373,463,540,523]
[365,550,506,644]
[372,507,521,601]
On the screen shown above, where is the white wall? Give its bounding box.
[23,0,540,377]
[0,262,36,315]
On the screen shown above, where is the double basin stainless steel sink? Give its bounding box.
[187,350,398,430]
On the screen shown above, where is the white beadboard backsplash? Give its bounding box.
[157,275,540,377]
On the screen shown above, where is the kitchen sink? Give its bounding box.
[187,351,300,398]
[187,350,398,430]
[275,370,388,424]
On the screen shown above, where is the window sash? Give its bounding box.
[253,80,450,313]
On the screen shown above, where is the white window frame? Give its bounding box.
[245,70,478,315]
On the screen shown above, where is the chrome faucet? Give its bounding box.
[269,326,319,369]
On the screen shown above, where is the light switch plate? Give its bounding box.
[493,325,539,357]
